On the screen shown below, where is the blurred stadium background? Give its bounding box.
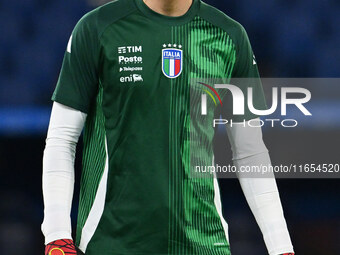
[0,0,339,254]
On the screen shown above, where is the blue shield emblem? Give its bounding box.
[162,48,183,79]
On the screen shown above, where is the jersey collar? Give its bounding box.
[134,0,200,25]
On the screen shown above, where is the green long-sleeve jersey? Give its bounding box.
[52,0,266,254]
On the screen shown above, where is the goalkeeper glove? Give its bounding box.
[45,239,77,255]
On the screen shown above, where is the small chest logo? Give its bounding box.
[162,44,183,79]
[117,45,144,84]
[120,74,144,83]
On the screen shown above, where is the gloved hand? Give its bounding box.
[45,239,77,255]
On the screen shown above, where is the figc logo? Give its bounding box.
[162,44,183,79]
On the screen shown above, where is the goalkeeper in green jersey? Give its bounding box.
[42,0,295,254]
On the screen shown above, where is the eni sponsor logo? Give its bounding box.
[120,74,144,83]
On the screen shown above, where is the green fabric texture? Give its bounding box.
[52,0,266,254]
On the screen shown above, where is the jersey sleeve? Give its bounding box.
[232,26,260,79]
[222,26,267,121]
[52,13,100,114]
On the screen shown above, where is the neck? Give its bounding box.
[143,0,193,17]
